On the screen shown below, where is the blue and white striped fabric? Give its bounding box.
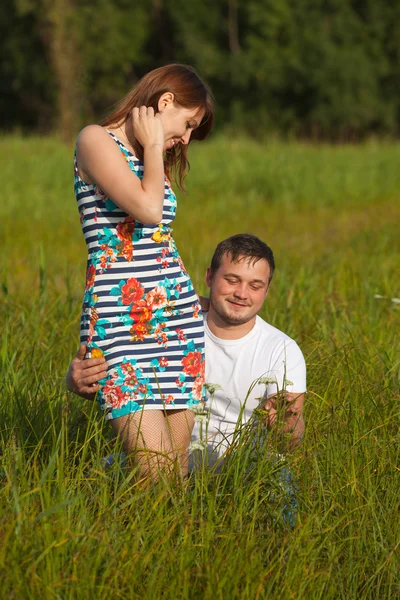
[74,131,205,420]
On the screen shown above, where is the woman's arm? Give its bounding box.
[76,108,165,225]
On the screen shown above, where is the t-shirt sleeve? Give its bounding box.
[265,340,307,397]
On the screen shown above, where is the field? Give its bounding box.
[1,135,399,599]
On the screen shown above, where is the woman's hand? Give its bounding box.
[132,106,164,150]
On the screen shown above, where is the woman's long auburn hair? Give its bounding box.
[101,64,214,191]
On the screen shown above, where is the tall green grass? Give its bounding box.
[0,135,399,599]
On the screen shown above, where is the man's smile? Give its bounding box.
[227,299,250,308]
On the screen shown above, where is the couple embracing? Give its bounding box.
[69,64,306,482]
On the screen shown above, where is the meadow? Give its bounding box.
[0,134,399,599]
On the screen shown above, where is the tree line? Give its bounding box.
[1,0,399,141]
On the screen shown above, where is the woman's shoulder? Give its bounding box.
[76,125,110,147]
[76,126,123,163]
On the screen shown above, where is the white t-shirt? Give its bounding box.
[192,314,306,453]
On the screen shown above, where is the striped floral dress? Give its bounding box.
[74,131,205,420]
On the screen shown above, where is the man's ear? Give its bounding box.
[158,92,175,112]
[205,267,213,289]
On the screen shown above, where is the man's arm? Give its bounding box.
[263,392,305,450]
[65,344,108,401]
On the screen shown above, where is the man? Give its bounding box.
[66,234,306,462]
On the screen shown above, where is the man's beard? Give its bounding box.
[210,294,255,326]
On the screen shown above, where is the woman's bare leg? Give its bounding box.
[111,410,175,482]
[166,409,195,478]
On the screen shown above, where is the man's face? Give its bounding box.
[206,254,271,326]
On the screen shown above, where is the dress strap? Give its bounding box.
[106,129,141,161]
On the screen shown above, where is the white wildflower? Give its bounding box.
[188,439,208,453]
[258,376,278,385]
[204,382,223,394]
[374,294,386,299]
[391,297,400,304]
[194,413,209,424]
[284,378,294,387]
[188,403,208,415]
[276,453,286,464]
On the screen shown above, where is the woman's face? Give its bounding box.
[158,95,205,151]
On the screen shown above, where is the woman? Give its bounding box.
[74,64,214,480]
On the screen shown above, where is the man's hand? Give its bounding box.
[263,392,305,449]
[65,344,108,401]
[198,295,210,312]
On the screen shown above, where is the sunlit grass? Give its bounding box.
[0,134,399,598]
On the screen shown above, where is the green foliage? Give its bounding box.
[0,135,399,597]
[0,0,55,130]
[77,0,150,117]
[1,0,400,137]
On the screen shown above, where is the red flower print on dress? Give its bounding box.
[117,217,135,261]
[191,376,204,401]
[176,328,187,343]
[124,239,132,253]
[125,374,138,387]
[176,255,187,274]
[146,286,168,309]
[121,278,145,305]
[130,300,153,323]
[99,256,107,270]
[130,321,152,342]
[154,323,168,347]
[120,361,135,376]
[89,307,99,329]
[164,395,174,404]
[156,249,170,270]
[85,264,96,290]
[182,351,203,378]
[159,357,169,368]
[192,303,200,318]
[103,378,131,409]
[94,186,107,201]
[117,217,135,241]
[176,377,185,389]
[137,382,150,396]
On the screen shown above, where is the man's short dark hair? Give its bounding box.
[210,234,275,283]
